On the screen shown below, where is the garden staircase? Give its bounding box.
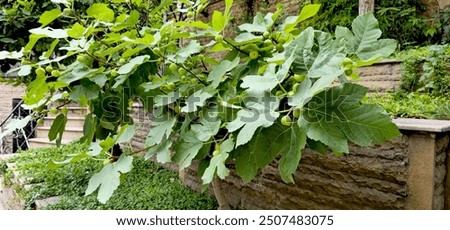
[28,106,87,148]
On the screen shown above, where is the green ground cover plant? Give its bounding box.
[365,93,450,120]
[0,143,217,210]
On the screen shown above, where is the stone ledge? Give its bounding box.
[35,196,60,210]
[394,118,450,133]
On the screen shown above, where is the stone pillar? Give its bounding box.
[394,118,450,210]
[405,133,437,209]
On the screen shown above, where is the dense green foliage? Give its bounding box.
[427,6,450,44]
[302,0,445,48]
[0,0,97,73]
[0,0,400,204]
[396,44,450,97]
[0,143,217,210]
[365,93,450,120]
[366,44,450,121]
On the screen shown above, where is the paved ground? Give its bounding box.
[0,201,4,210]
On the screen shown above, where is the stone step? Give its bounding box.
[0,175,25,210]
[0,154,16,162]
[34,196,60,210]
[0,158,25,210]
[35,127,84,140]
[28,138,71,148]
[43,116,85,127]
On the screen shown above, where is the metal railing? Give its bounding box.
[0,100,39,154]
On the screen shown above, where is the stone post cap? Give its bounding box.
[394,118,450,133]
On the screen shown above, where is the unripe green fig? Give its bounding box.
[271,32,281,39]
[275,90,284,97]
[166,82,175,91]
[342,57,353,66]
[174,105,181,114]
[190,78,198,84]
[293,109,302,118]
[264,39,272,46]
[76,55,85,63]
[110,69,118,77]
[212,150,220,156]
[35,67,46,76]
[51,70,60,77]
[62,91,70,98]
[45,65,53,73]
[63,8,71,15]
[178,68,187,75]
[50,108,58,115]
[294,74,306,82]
[215,35,223,43]
[119,58,126,65]
[281,115,292,126]
[276,44,284,52]
[292,83,299,93]
[345,69,353,76]
[37,118,44,125]
[61,107,68,115]
[249,51,259,60]
[169,63,178,72]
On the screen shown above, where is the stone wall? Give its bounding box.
[354,60,402,93]
[0,83,26,124]
[129,103,152,151]
[181,136,410,210]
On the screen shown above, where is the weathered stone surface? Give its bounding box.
[173,135,410,210]
[0,84,26,122]
[358,81,400,92]
[0,175,25,210]
[35,196,60,210]
[395,118,450,133]
[434,134,449,210]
